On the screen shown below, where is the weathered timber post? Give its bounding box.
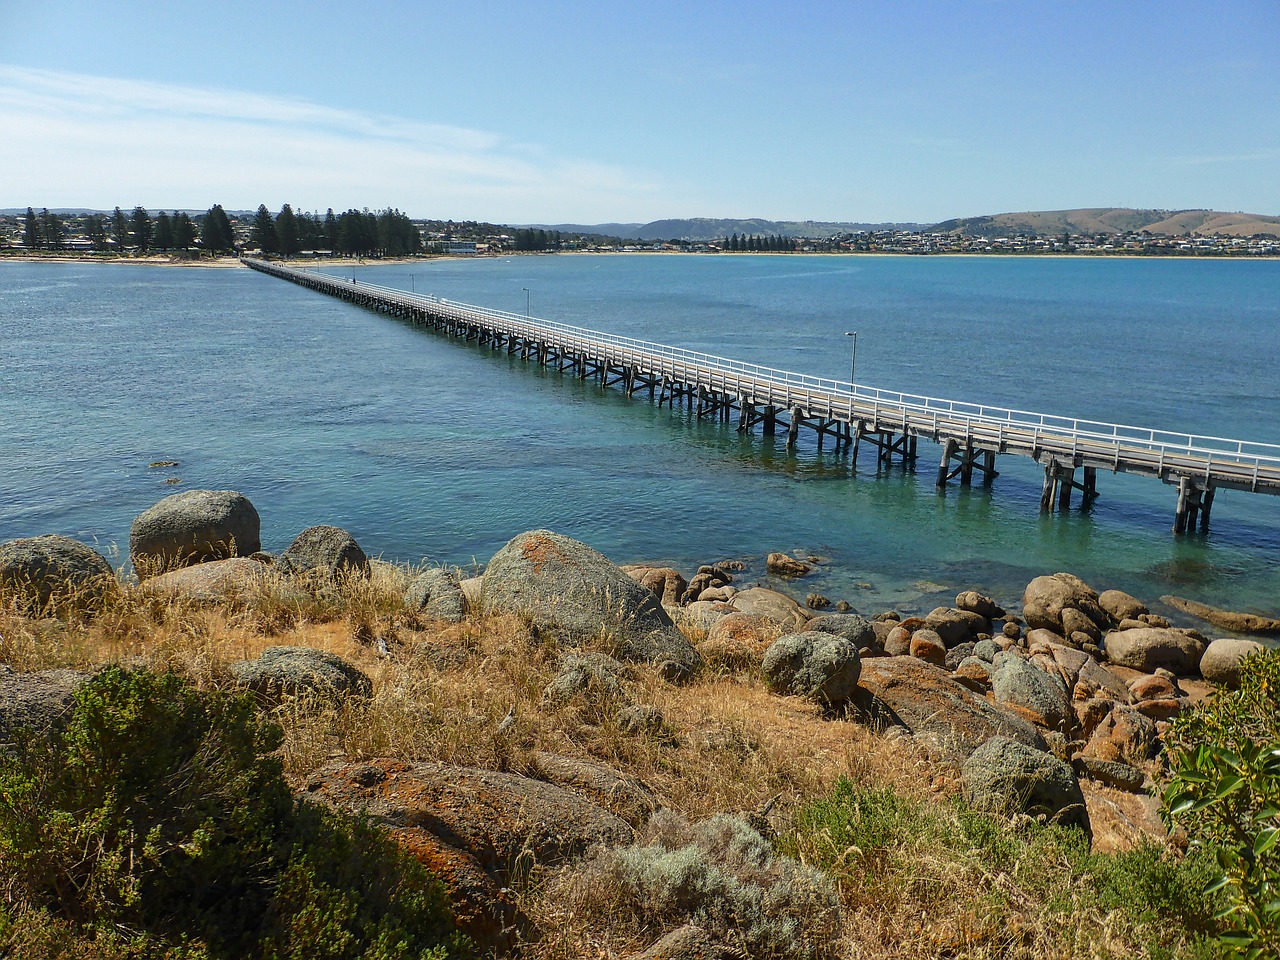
[960,442,975,485]
[1174,476,1193,534]
[1200,486,1216,531]
[1082,467,1097,505]
[982,450,997,485]
[937,438,959,488]
[851,421,862,463]
[786,408,801,450]
[908,434,919,464]
[1040,460,1059,512]
[763,408,777,436]
[1058,467,1076,510]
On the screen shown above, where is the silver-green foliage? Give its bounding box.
[589,810,841,959]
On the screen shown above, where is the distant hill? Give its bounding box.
[931,208,1280,239]
[526,218,926,241]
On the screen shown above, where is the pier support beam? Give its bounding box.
[1174,477,1214,534]
[937,439,959,488]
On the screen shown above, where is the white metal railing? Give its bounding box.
[248,261,1280,483]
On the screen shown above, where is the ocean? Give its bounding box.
[2,253,1278,629]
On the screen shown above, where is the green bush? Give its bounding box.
[1165,649,1280,959]
[0,666,466,960]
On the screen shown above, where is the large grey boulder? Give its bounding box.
[803,612,877,649]
[762,631,861,706]
[961,736,1089,833]
[0,535,114,614]
[1199,638,1267,689]
[404,567,466,622]
[1103,627,1205,676]
[480,530,699,676]
[129,490,260,579]
[989,651,1073,732]
[854,656,1047,762]
[278,524,369,581]
[231,646,372,704]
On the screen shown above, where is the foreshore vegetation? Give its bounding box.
[3,558,1276,959]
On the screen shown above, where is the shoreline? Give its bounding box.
[3,249,1278,268]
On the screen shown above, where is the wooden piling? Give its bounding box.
[937,438,958,488]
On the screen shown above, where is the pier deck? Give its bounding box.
[243,258,1280,533]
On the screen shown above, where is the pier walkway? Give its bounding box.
[244,258,1280,533]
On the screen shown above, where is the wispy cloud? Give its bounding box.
[0,66,660,219]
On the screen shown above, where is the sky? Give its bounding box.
[1,1,1277,225]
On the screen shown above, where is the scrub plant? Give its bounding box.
[1164,649,1280,959]
[0,666,467,960]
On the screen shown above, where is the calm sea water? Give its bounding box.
[2,254,1278,630]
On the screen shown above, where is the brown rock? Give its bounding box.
[531,752,658,825]
[853,656,1047,762]
[622,565,689,607]
[884,626,912,657]
[1099,589,1148,622]
[1061,607,1101,643]
[728,587,812,630]
[910,630,947,667]
[1134,698,1185,721]
[1162,595,1280,635]
[1002,620,1022,641]
[140,556,274,602]
[1082,703,1159,766]
[767,552,812,578]
[1104,627,1205,676]
[956,590,1005,619]
[1127,674,1177,702]
[305,758,633,880]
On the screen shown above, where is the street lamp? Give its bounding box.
[409,274,415,293]
[844,331,858,386]
[522,287,530,318]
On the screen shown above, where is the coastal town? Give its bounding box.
[3,207,1278,259]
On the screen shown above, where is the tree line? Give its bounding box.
[13,204,425,257]
[723,233,797,252]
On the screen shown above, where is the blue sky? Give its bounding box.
[2,1,1277,223]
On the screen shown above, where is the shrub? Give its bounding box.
[571,809,842,960]
[786,778,1221,958]
[1164,649,1280,958]
[0,666,466,960]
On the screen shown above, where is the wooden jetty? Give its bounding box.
[243,258,1280,534]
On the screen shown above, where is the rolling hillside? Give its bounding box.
[931,208,1280,238]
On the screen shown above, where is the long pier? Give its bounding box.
[243,258,1280,534]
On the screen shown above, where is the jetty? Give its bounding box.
[243,259,1280,534]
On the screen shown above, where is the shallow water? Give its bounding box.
[2,254,1277,632]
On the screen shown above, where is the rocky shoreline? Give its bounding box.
[2,487,1276,957]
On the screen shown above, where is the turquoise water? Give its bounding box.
[2,255,1278,627]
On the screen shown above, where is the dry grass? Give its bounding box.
[0,571,1216,960]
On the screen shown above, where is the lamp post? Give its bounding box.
[522,287,530,318]
[844,331,858,386]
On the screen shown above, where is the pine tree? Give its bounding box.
[23,207,40,249]
[173,212,196,251]
[250,204,277,253]
[199,205,228,253]
[130,207,152,252]
[275,203,300,255]
[324,208,338,251]
[111,207,128,251]
[40,209,64,249]
[153,211,173,251]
